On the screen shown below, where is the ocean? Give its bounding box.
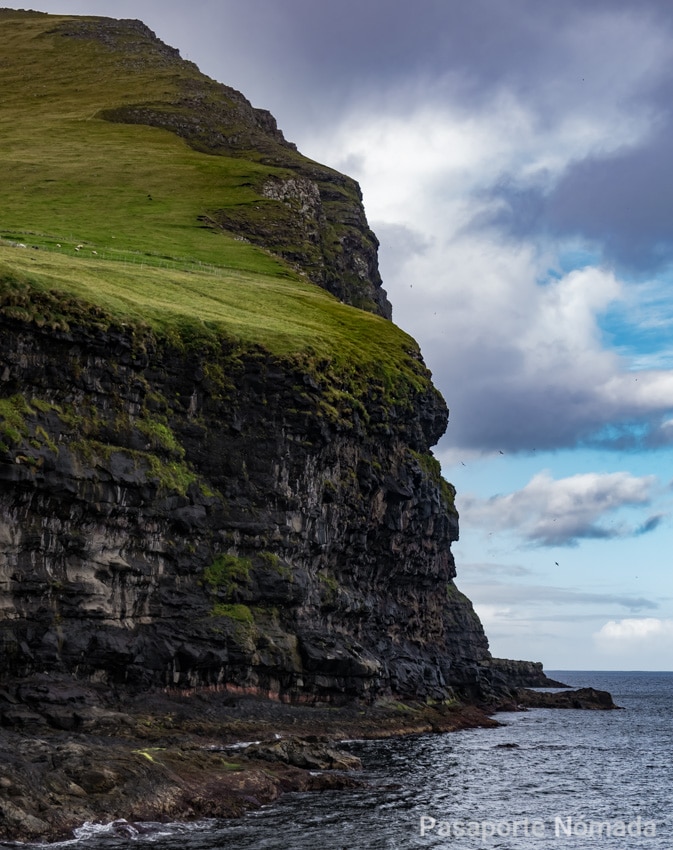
[13,671,673,849]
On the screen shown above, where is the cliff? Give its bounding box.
[0,11,594,841]
[485,658,569,689]
[0,308,492,702]
[0,9,500,707]
[0,10,391,320]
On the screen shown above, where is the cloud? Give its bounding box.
[459,561,533,578]
[469,587,664,665]
[459,470,660,545]
[635,515,664,535]
[374,223,432,271]
[465,581,661,661]
[462,580,658,612]
[298,34,673,454]
[492,130,673,271]
[594,619,673,667]
[595,617,673,641]
[424,261,673,452]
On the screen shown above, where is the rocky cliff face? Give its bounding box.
[0,14,602,843]
[0,305,493,704]
[0,320,491,703]
[0,11,499,709]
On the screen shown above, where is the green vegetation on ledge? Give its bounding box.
[204,554,252,592]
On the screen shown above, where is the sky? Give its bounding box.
[6,0,673,671]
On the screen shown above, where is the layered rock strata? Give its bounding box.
[0,307,493,703]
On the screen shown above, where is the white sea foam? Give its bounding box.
[18,818,217,848]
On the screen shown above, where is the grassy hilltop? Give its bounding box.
[0,10,429,400]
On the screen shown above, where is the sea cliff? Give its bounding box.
[0,310,492,702]
[0,7,497,709]
[0,10,571,841]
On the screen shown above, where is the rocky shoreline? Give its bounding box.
[0,678,618,843]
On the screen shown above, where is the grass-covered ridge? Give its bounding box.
[0,10,300,276]
[0,249,429,404]
[0,10,437,414]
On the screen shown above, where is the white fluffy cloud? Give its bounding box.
[460,470,659,545]
[596,618,673,641]
[594,619,673,668]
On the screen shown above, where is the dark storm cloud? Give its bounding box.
[439,379,603,453]
[548,129,673,271]
[200,0,673,98]
[427,335,673,454]
[440,384,673,454]
[488,122,673,272]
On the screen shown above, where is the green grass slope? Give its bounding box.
[0,10,434,408]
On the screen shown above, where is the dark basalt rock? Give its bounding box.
[485,658,569,689]
[240,737,363,771]
[513,687,621,710]
[0,722,365,843]
[0,314,494,707]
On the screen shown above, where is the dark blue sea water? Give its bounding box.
[13,672,673,849]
